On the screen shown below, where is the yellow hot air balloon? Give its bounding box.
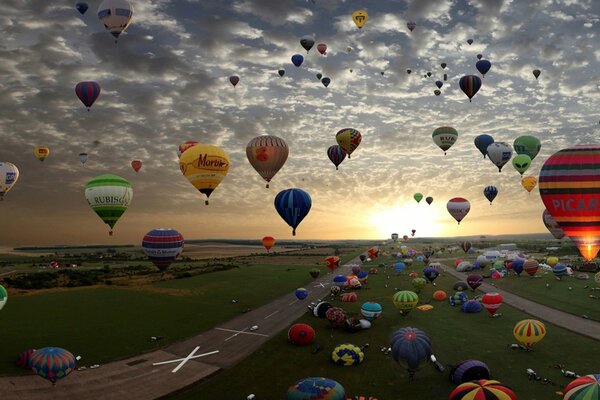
[513,319,546,350]
[546,256,558,267]
[336,128,362,158]
[179,144,230,205]
[352,9,368,29]
[34,147,50,162]
[521,176,537,193]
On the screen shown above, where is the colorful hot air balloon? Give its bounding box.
[481,292,503,316]
[317,43,327,55]
[286,377,345,400]
[0,284,7,311]
[390,327,432,378]
[246,135,288,188]
[407,21,416,32]
[474,134,494,158]
[392,290,419,316]
[33,147,50,162]
[487,142,513,172]
[460,241,472,253]
[288,323,315,345]
[262,236,275,252]
[331,343,364,366]
[325,256,340,272]
[300,35,315,53]
[75,81,101,110]
[291,54,304,67]
[524,259,539,276]
[414,193,423,203]
[539,145,600,260]
[142,228,184,272]
[76,2,89,14]
[432,126,458,155]
[274,188,311,236]
[295,288,309,300]
[229,75,239,87]
[542,209,566,239]
[475,60,491,77]
[513,319,546,349]
[179,144,230,205]
[360,301,382,321]
[426,196,433,205]
[521,176,537,193]
[325,307,346,327]
[513,135,541,160]
[131,160,142,173]
[97,0,134,42]
[449,380,516,400]
[459,75,482,102]
[335,128,362,158]
[411,277,426,293]
[30,347,76,385]
[483,186,498,205]
[84,174,132,235]
[352,10,368,29]
[447,198,470,224]
[79,152,88,165]
[176,140,199,159]
[512,154,532,176]
[562,374,600,400]
[533,69,541,79]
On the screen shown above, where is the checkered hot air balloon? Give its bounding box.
[449,380,516,400]
[30,347,76,385]
[513,319,546,350]
[142,229,184,272]
[335,128,362,158]
[331,343,364,366]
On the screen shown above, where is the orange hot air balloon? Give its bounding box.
[131,160,142,173]
[325,256,340,272]
[521,176,537,193]
[367,247,379,260]
[262,236,275,252]
[539,145,600,261]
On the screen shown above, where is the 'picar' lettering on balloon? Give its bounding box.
[551,198,599,212]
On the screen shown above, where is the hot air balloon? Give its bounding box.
[474,134,494,158]
[179,144,230,205]
[449,380,516,400]
[432,126,458,155]
[513,319,546,349]
[512,154,532,176]
[447,198,470,224]
[411,229,416,236]
[411,277,426,293]
[414,193,423,203]
[475,60,491,77]
[553,263,568,279]
[0,284,7,311]
[562,374,600,400]
[524,259,539,276]
[229,76,239,87]
[325,256,340,272]
[79,153,88,165]
[422,267,439,283]
[481,292,503,316]
[33,147,50,162]
[84,174,132,235]
[477,54,483,60]
[321,77,331,87]
[131,160,142,173]
[274,188,311,236]
[434,89,441,96]
[30,347,76,385]
[335,128,362,158]
[486,142,513,172]
[246,135,288,188]
[435,80,443,89]
[288,323,315,346]
[533,69,541,79]
[325,307,346,327]
[331,343,364,366]
[441,63,447,69]
[450,360,491,384]
[467,38,474,45]
[546,256,559,267]
[97,0,134,42]
[352,9,368,29]
[278,69,285,77]
[407,21,416,32]
[313,301,332,318]
[360,301,382,321]
[317,43,327,55]
[542,209,566,239]
[407,68,412,74]
[466,274,483,290]
[390,327,432,379]
[291,54,304,67]
[367,247,379,259]
[427,72,432,77]
[521,176,537,193]
[483,186,498,205]
[513,135,541,160]
[393,290,419,316]
[309,268,320,279]
[286,377,345,400]
[460,241,472,253]
[394,262,405,273]
[177,141,199,159]
[76,2,89,14]
[539,145,600,260]
[426,196,433,205]
[300,35,315,53]
[461,300,482,313]
[511,258,525,275]
[141,228,184,272]
[295,288,309,300]
[459,75,482,102]
[75,81,101,111]
[391,233,399,242]
[262,236,275,252]
[316,73,323,80]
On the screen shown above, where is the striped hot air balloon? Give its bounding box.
[482,292,503,316]
[432,127,458,155]
[0,284,7,311]
[513,319,546,349]
[393,290,419,316]
[360,301,382,321]
[274,188,312,236]
[450,360,491,384]
[449,380,516,400]
[327,145,347,170]
[562,374,600,400]
[30,347,76,385]
[246,135,289,188]
[459,75,482,102]
[523,259,539,276]
[84,174,132,235]
[539,146,600,261]
[141,228,184,272]
[75,81,101,110]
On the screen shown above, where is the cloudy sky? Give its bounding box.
[0,0,599,245]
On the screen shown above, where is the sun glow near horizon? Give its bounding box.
[369,202,452,239]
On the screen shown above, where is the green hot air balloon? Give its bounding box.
[432,126,458,155]
[513,136,541,160]
[414,193,423,203]
[411,277,427,293]
[393,290,419,316]
[0,285,7,311]
[84,174,133,235]
[512,154,532,176]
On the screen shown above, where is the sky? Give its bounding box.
[0,0,599,245]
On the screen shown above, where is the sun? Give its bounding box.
[368,202,447,239]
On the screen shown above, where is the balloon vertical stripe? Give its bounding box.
[274,188,311,236]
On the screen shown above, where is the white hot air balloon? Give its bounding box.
[0,162,19,201]
[97,0,134,42]
[447,197,470,224]
[486,142,513,172]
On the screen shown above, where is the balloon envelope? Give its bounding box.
[542,209,566,239]
[142,228,184,272]
[76,2,88,14]
[0,162,19,200]
[97,0,134,40]
[246,135,289,188]
[449,380,516,400]
[486,142,513,172]
[131,160,142,172]
[432,126,458,154]
[335,128,362,158]
[474,134,494,158]
[390,327,432,372]
[475,60,491,76]
[84,174,132,234]
[513,135,541,160]
[291,54,304,67]
[286,377,345,400]
[483,186,498,204]
[30,347,76,385]
[352,10,368,29]
[459,75,482,102]
[482,292,503,315]
[75,81,101,109]
[229,75,239,87]
[521,176,537,192]
[179,144,230,204]
[274,188,312,236]
[300,35,315,52]
[513,319,546,349]
[262,236,275,252]
[447,197,470,224]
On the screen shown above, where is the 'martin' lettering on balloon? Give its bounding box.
[551,198,599,212]
[195,154,229,169]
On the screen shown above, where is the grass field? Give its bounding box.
[0,246,363,375]
[173,245,600,400]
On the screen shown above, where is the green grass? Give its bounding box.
[173,248,600,400]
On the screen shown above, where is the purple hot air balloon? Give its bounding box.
[390,327,432,379]
[459,75,482,102]
[450,360,491,384]
[466,274,483,291]
[435,80,443,89]
[75,81,101,111]
[461,299,482,313]
[327,145,347,170]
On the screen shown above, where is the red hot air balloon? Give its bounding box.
[325,256,340,272]
[523,259,539,277]
[539,145,600,261]
[262,236,275,252]
[317,43,327,55]
[481,292,503,316]
[447,198,471,224]
[75,81,101,111]
[131,160,142,173]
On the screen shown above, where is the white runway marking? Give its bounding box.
[152,347,219,373]
[264,310,279,319]
[288,299,299,306]
[216,327,270,341]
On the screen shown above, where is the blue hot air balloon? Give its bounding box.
[76,2,89,14]
[274,188,312,236]
[512,258,525,276]
[422,266,439,283]
[483,186,498,205]
[390,327,432,379]
[142,228,185,272]
[435,80,443,89]
[394,262,406,273]
[30,347,76,385]
[474,134,494,158]
[475,60,492,77]
[291,54,304,67]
